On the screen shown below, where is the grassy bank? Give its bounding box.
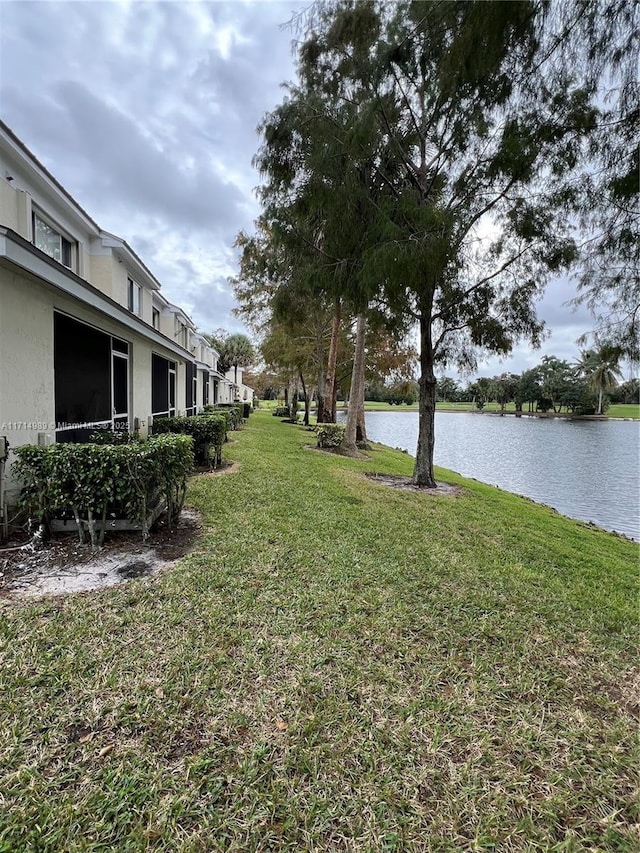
[1,411,638,852]
[259,399,640,418]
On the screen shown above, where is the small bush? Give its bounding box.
[273,406,289,418]
[243,402,252,419]
[152,414,226,466]
[211,403,243,429]
[316,423,346,449]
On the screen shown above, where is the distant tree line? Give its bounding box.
[430,349,636,415]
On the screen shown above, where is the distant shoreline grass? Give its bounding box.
[1,411,637,851]
[258,399,640,418]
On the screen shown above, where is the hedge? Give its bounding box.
[12,434,193,549]
[152,413,227,466]
[204,404,243,430]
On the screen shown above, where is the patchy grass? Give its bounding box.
[0,411,638,852]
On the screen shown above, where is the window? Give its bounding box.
[203,377,210,407]
[33,213,74,269]
[128,278,142,315]
[152,308,160,329]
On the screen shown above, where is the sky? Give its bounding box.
[0,0,603,381]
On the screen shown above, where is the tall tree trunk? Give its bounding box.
[356,398,368,445]
[343,313,367,453]
[598,388,603,415]
[316,368,327,423]
[414,312,437,488]
[288,379,298,422]
[325,297,342,423]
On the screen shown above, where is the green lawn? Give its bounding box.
[261,399,640,418]
[1,411,638,851]
[607,403,640,419]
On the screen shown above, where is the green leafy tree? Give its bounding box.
[436,376,460,404]
[610,378,639,405]
[292,0,589,485]
[490,373,520,415]
[467,377,492,411]
[516,368,542,413]
[539,356,574,413]
[552,1,639,360]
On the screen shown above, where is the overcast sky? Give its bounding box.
[0,0,602,380]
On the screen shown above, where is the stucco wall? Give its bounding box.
[0,180,20,233]
[0,266,189,502]
[0,268,55,455]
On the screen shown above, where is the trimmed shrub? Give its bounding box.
[203,405,232,434]
[152,414,226,466]
[243,402,252,419]
[211,403,243,429]
[316,423,346,449]
[273,406,289,418]
[12,434,193,548]
[88,428,141,445]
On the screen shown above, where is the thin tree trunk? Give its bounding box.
[98,502,108,548]
[414,312,437,488]
[343,314,367,453]
[356,397,368,445]
[316,368,327,423]
[289,379,299,423]
[598,388,603,415]
[299,373,310,426]
[325,297,342,423]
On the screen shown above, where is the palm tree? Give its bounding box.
[576,345,623,414]
[224,333,255,387]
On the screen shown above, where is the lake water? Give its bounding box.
[340,411,640,540]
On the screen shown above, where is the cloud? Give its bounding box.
[0,0,601,365]
[0,0,303,334]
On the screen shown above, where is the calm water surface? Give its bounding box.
[345,411,640,540]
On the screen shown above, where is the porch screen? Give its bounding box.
[186,361,197,416]
[152,354,176,418]
[54,313,110,427]
[54,313,130,442]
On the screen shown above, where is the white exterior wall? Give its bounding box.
[0,265,190,503]
[0,268,55,460]
[0,122,234,533]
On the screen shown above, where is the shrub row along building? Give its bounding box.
[0,120,252,536]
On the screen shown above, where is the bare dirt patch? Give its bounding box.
[0,508,201,600]
[365,472,463,496]
[199,460,240,477]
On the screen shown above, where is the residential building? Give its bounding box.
[0,120,248,535]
